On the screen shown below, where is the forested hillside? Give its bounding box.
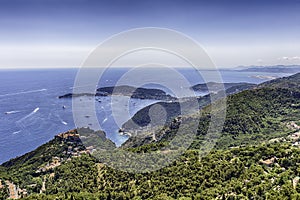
[123,73,300,149]
[1,73,300,199]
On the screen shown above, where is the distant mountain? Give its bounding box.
[233,65,300,73]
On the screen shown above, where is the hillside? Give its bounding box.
[1,73,300,199]
[121,82,256,136]
[191,82,255,93]
[0,128,115,199]
[122,73,300,149]
[259,72,300,90]
[2,135,300,199]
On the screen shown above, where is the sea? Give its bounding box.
[0,67,293,163]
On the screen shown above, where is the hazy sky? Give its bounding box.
[1,0,300,68]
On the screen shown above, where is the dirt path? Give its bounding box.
[5,181,18,199]
[40,176,46,193]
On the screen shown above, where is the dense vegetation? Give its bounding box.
[16,142,300,199]
[0,134,80,195]
[123,87,300,150]
[0,128,114,197]
[195,87,300,149]
[0,73,300,199]
[122,82,256,132]
[123,74,300,149]
[0,178,9,199]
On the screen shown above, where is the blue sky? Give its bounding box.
[0,0,300,68]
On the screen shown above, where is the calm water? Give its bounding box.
[0,68,292,163]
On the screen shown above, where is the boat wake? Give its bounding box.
[0,89,47,98]
[33,107,40,113]
[56,114,68,125]
[102,117,108,124]
[15,107,44,131]
[4,110,21,115]
[12,130,21,134]
[17,107,40,122]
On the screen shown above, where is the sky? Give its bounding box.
[0,0,300,68]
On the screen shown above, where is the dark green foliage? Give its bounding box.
[207,87,300,148]
[17,143,300,199]
[124,87,300,150]
[0,132,86,194]
[0,179,9,200]
[122,101,181,130]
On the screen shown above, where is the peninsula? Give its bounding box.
[59,85,177,101]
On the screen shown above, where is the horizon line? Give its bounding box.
[1,64,300,70]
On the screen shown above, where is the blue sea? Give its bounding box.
[0,67,293,163]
